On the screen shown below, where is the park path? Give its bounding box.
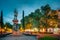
[0,35,37,40]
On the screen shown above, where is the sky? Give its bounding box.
[0,0,60,24]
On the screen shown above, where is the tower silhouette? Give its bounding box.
[12,9,19,31]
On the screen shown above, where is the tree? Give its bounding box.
[21,4,52,32]
[41,4,51,23]
[5,22,12,29]
[41,4,51,15]
[0,10,4,28]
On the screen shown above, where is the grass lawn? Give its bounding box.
[38,36,58,40]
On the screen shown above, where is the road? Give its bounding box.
[0,35,37,40]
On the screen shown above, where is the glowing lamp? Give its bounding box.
[40,28,46,32]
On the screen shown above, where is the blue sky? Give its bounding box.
[0,0,60,24]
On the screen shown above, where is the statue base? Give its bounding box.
[12,30,21,36]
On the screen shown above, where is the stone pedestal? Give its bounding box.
[12,30,21,36]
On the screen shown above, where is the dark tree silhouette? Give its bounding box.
[0,10,4,34]
[22,10,25,29]
[1,10,4,28]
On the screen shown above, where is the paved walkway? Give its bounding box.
[0,35,37,40]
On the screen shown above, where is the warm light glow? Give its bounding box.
[47,28,54,32]
[4,27,6,29]
[0,28,5,33]
[54,28,59,34]
[0,27,1,32]
[25,29,34,32]
[2,29,5,32]
[48,19,57,27]
[24,28,38,32]
[7,28,12,33]
[20,27,24,32]
[33,28,38,32]
[0,27,5,33]
[40,28,46,32]
[25,29,31,32]
[50,21,53,26]
[31,29,34,32]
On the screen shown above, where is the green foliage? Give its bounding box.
[5,22,12,29]
[41,4,51,14]
[21,4,57,28]
[38,36,58,40]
